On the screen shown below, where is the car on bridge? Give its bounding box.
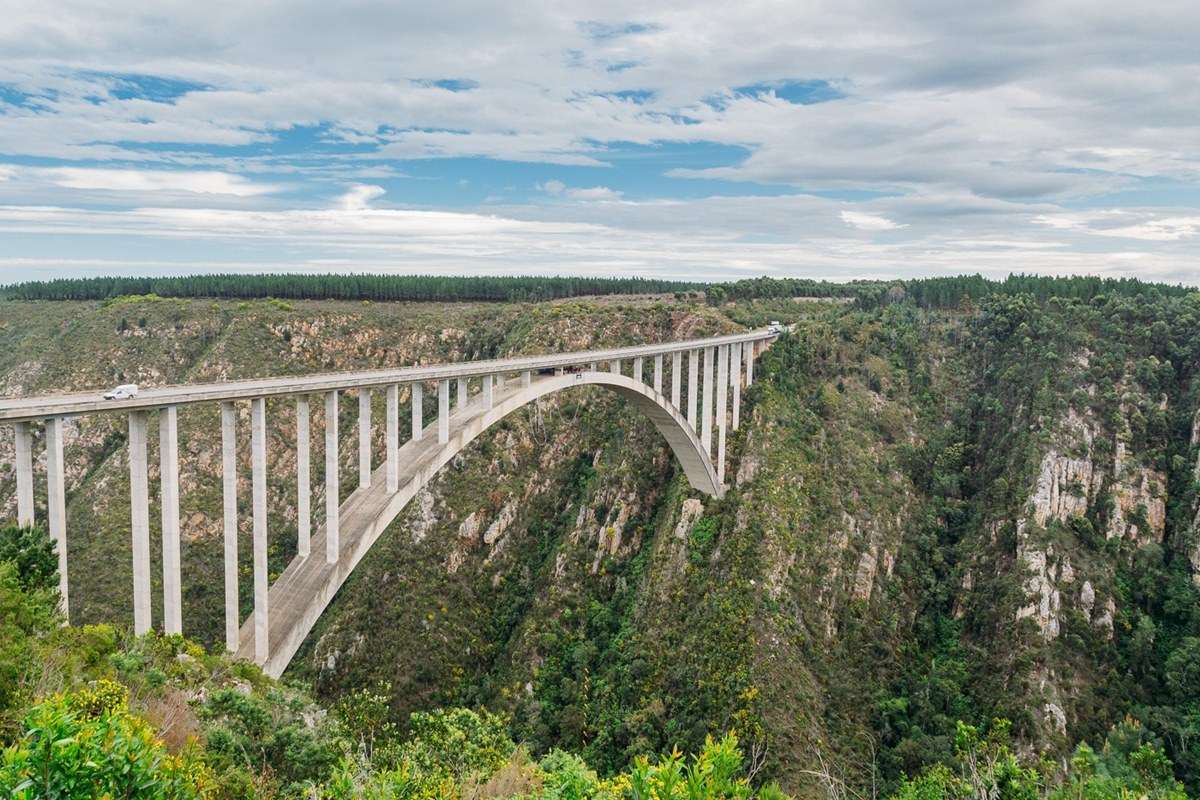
[103,383,139,400]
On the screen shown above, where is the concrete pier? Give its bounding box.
[715,346,728,484]
[13,421,33,527]
[522,370,532,388]
[687,350,699,430]
[457,379,468,409]
[296,398,311,558]
[701,347,714,455]
[159,405,182,636]
[672,352,682,408]
[654,354,663,393]
[45,417,68,618]
[325,391,339,564]
[386,385,399,493]
[633,357,643,384]
[220,401,239,651]
[128,410,151,635]
[483,375,494,410]
[411,383,423,442]
[251,397,268,664]
[730,342,742,431]
[610,359,621,374]
[438,379,450,444]
[745,341,754,386]
[358,390,372,489]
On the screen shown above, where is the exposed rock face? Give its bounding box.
[1030,409,1100,527]
[1107,441,1167,544]
[852,544,879,601]
[1018,389,1172,645]
[1015,533,1062,641]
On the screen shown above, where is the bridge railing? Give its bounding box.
[1,328,777,665]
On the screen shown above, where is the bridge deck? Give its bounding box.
[0,328,772,423]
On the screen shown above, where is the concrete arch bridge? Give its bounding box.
[0,328,778,678]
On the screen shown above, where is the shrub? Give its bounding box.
[0,525,58,594]
[0,692,212,798]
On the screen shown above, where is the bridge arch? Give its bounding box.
[238,369,722,677]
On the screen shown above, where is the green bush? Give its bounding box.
[0,692,212,798]
[0,525,58,594]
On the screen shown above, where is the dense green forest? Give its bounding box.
[0,274,704,303]
[705,274,1195,309]
[4,271,1194,308]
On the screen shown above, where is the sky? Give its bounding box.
[0,1,1198,285]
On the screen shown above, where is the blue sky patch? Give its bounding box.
[579,21,660,41]
[415,78,479,92]
[82,72,211,103]
[733,79,845,105]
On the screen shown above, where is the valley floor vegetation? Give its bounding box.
[0,522,1191,798]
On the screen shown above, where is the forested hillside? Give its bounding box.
[0,279,1197,798]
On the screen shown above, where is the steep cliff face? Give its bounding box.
[945,292,1200,766]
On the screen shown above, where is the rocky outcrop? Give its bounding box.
[1030,409,1101,527]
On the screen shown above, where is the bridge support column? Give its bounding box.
[653,355,663,393]
[220,402,239,652]
[745,341,754,386]
[702,347,714,456]
[522,370,531,388]
[438,379,450,444]
[457,379,468,409]
[609,359,621,374]
[358,390,372,489]
[251,397,268,665]
[325,391,339,564]
[386,385,399,493]
[687,350,699,431]
[730,342,742,431]
[296,398,310,558]
[411,383,423,442]
[589,362,598,372]
[13,421,33,527]
[671,352,682,408]
[483,375,494,410]
[45,417,68,619]
[128,410,151,635]
[716,346,728,485]
[633,357,643,384]
[159,406,182,636]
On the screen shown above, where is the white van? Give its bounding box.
[103,384,139,400]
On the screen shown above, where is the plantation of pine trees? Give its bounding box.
[2,272,1193,310]
[0,274,704,303]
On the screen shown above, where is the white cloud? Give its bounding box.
[338,183,387,210]
[0,191,1196,286]
[566,186,623,201]
[41,167,279,196]
[840,210,906,231]
[1034,210,1200,241]
[538,179,566,195]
